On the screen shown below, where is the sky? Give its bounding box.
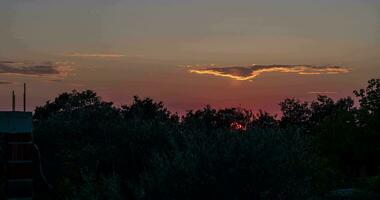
[0,0,379,114]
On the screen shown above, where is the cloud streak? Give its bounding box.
[64,53,126,58]
[188,64,350,81]
[308,91,338,94]
[0,60,73,80]
[0,80,12,85]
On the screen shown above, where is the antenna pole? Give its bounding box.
[23,83,26,112]
[12,90,15,111]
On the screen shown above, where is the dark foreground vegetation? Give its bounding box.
[2,79,380,199]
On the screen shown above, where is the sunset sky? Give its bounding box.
[1,0,379,114]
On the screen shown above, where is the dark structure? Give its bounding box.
[0,112,33,199]
[0,84,33,200]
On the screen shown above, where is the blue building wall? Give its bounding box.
[0,112,32,133]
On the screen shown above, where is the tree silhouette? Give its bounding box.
[279,98,311,129]
[30,79,380,200]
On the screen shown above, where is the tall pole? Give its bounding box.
[23,83,26,112]
[12,90,15,111]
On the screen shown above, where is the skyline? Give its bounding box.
[1,0,379,114]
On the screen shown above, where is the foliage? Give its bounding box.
[30,79,380,199]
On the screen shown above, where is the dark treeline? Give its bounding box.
[27,79,380,199]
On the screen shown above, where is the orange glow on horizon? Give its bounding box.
[231,122,246,131]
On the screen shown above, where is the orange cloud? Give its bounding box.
[188,64,350,81]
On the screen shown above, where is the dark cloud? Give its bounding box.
[189,64,350,81]
[0,60,73,79]
[0,80,12,84]
[0,60,13,64]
